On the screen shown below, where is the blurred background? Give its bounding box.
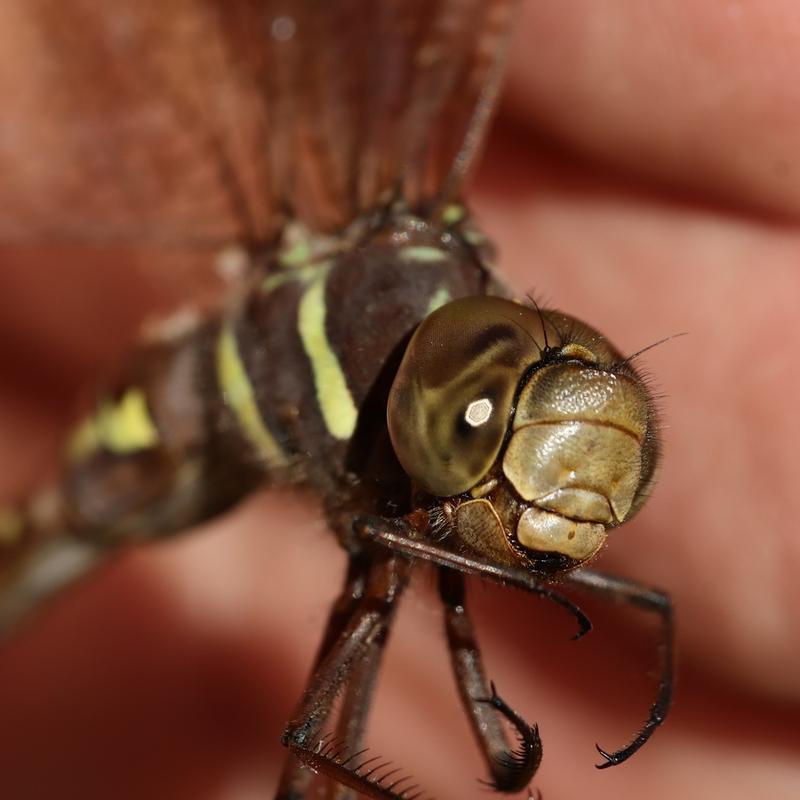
[1,2,799,798]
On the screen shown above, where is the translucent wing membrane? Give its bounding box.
[0,0,516,246]
[0,0,273,247]
[257,0,516,229]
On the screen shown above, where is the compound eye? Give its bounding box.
[387,297,545,497]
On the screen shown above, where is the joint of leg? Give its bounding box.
[281,721,311,749]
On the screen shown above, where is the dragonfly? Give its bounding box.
[0,1,673,797]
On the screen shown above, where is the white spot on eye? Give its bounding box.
[270,16,296,42]
[465,398,493,428]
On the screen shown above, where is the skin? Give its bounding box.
[1,2,799,798]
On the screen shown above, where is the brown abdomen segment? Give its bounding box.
[59,320,266,545]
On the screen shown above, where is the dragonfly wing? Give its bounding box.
[0,0,517,246]
[0,0,278,247]
[255,0,518,229]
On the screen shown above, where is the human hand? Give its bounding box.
[1,3,798,799]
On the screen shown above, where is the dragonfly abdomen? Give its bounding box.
[0,319,263,634]
[59,319,266,543]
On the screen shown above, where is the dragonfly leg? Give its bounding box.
[439,568,542,793]
[561,569,674,768]
[349,514,592,640]
[353,514,671,767]
[280,553,421,800]
[273,557,370,800]
[324,622,391,800]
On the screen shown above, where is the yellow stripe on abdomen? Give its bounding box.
[216,323,287,467]
[297,274,358,441]
[67,387,160,461]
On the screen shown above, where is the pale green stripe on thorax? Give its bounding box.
[297,272,358,441]
[425,285,452,315]
[216,323,287,467]
[399,246,448,263]
[260,262,328,293]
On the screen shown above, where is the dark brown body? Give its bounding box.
[0,210,498,586]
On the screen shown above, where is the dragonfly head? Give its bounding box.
[387,296,659,576]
